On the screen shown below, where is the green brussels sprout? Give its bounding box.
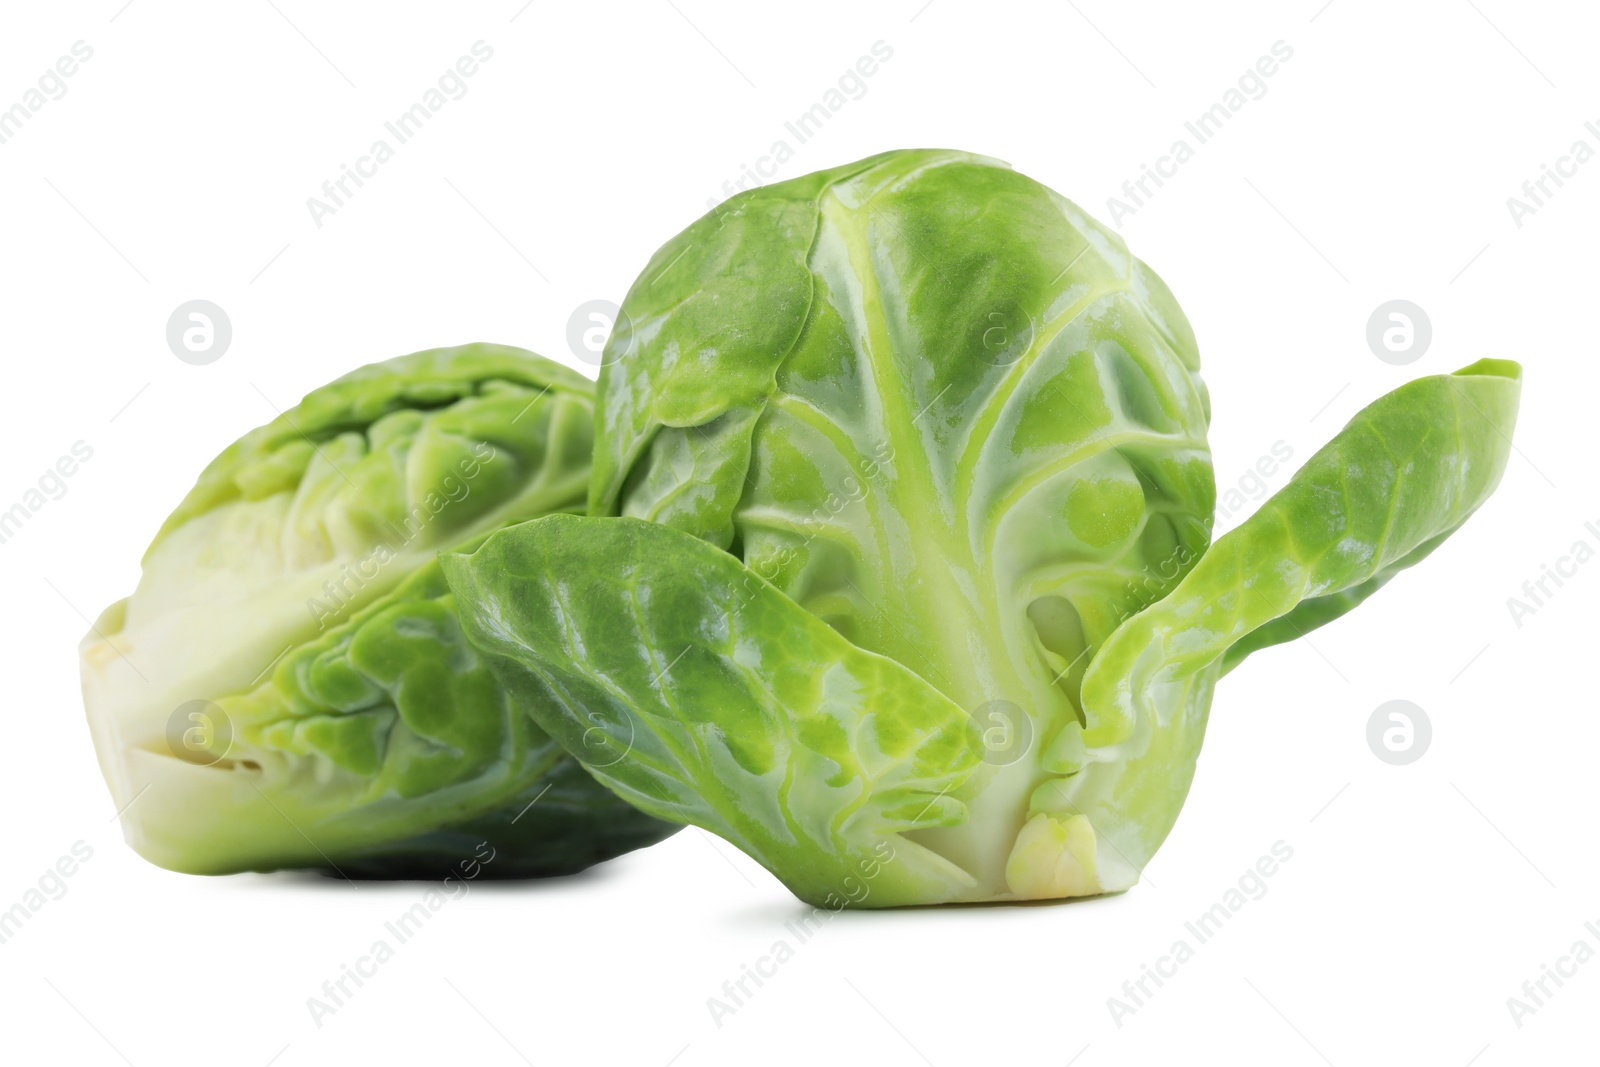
[81,343,677,877]
[443,151,1522,907]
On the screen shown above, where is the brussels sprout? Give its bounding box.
[81,343,677,877]
[443,151,1522,907]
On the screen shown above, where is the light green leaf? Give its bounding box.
[444,514,985,907]
[1082,359,1523,748]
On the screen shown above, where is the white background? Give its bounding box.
[1,1,1594,1064]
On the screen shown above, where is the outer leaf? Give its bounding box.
[443,515,985,907]
[1082,359,1522,749]
[1016,360,1523,893]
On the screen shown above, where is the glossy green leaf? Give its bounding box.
[443,515,985,907]
[1082,359,1522,746]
